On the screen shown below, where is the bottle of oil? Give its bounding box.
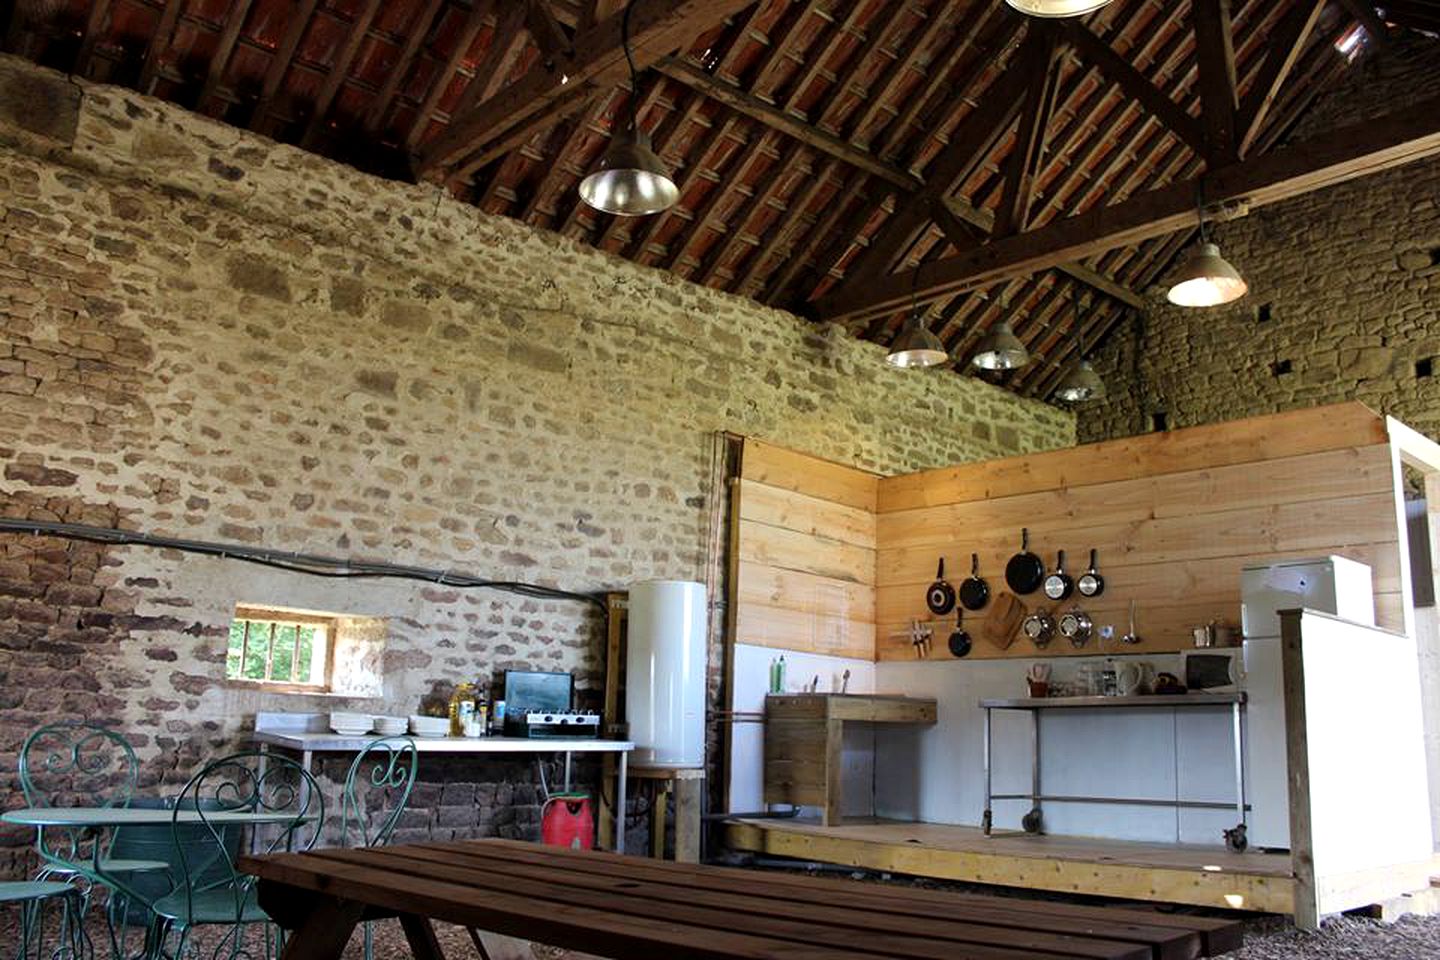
[448,682,476,737]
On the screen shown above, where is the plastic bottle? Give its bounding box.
[776,655,787,694]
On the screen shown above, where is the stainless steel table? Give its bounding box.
[979,693,1251,851]
[251,730,635,852]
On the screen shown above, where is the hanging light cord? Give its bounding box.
[622,1,639,134]
[1195,177,1210,245]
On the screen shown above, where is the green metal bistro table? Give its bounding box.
[3,806,316,958]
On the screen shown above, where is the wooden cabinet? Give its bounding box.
[763,694,937,825]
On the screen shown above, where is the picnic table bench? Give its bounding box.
[240,838,1244,960]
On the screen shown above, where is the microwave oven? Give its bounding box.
[1180,648,1243,692]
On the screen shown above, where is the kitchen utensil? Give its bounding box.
[1153,671,1186,695]
[1120,599,1142,645]
[1077,549,1105,598]
[1115,661,1143,696]
[1026,662,1051,698]
[840,669,851,694]
[1058,607,1092,647]
[959,553,990,611]
[909,619,932,659]
[1022,610,1055,647]
[1193,624,1217,647]
[926,558,956,615]
[947,608,972,658]
[1005,529,1045,595]
[983,592,1026,650]
[1042,550,1073,601]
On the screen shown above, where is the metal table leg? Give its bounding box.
[563,751,572,792]
[1023,710,1043,834]
[615,750,628,854]
[981,707,993,835]
[1226,700,1248,851]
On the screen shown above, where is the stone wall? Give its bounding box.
[1081,38,1440,443]
[0,55,1073,873]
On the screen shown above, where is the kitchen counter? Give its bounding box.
[765,693,937,825]
[980,693,1245,710]
[252,731,633,753]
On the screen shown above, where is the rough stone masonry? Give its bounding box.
[0,54,1073,873]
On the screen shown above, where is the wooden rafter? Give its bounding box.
[816,91,1440,326]
[360,0,445,135]
[655,58,921,191]
[1060,21,1208,159]
[198,0,254,110]
[1192,0,1240,166]
[75,0,113,76]
[1336,0,1392,47]
[403,2,493,152]
[416,0,754,177]
[994,23,1063,238]
[1237,0,1325,155]
[301,0,384,148]
[137,0,184,94]
[250,0,319,133]
[526,0,573,65]
[826,36,1034,295]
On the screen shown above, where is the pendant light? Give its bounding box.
[1005,0,1116,17]
[886,262,949,368]
[971,318,1030,371]
[1166,181,1248,307]
[578,3,679,216]
[1054,293,1106,403]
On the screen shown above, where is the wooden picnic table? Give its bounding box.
[240,838,1244,960]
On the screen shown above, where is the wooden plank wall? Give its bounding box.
[732,440,879,660]
[874,403,1404,661]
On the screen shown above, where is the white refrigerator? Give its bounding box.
[1240,556,1375,849]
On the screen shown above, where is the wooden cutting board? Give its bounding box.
[984,593,1026,650]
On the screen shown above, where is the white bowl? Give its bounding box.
[329,711,371,728]
[374,719,408,736]
[408,715,450,738]
[331,725,373,737]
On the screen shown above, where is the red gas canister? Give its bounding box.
[540,792,595,850]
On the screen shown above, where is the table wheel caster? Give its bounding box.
[1021,807,1043,834]
[1223,824,1248,852]
[981,809,992,835]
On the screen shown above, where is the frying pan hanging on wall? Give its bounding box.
[959,553,990,611]
[1077,549,1105,598]
[1005,529,1044,595]
[1043,550,1073,601]
[927,558,956,615]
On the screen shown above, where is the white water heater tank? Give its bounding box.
[626,580,706,767]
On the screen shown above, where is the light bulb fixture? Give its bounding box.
[886,315,948,369]
[886,260,949,369]
[1004,0,1116,17]
[1166,242,1249,307]
[971,320,1030,371]
[1167,179,1248,307]
[578,2,678,216]
[1054,294,1105,402]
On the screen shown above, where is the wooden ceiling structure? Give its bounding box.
[6,1,1440,401]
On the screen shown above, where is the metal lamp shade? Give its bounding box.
[578,129,679,216]
[1005,0,1115,16]
[1166,242,1249,307]
[971,321,1031,371]
[1054,359,1107,402]
[885,317,949,369]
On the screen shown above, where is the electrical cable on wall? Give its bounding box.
[0,518,608,612]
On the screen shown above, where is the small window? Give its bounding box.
[226,607,334,690]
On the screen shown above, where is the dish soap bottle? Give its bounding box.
[449,682,476,737]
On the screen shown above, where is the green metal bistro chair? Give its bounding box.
[19,723,172,956]
[1,879,87,959]
[339,737,418,960]
[145,751,322,960]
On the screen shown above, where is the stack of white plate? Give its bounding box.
[373,715,408,736]
[329,712,374,736]
[408,715,450,738]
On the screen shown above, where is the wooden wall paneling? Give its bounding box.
[740,440,881,512]
[877,402,1387,512]
[731,440,880,659]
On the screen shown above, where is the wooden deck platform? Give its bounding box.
[726,817,1296,915]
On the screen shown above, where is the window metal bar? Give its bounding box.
[264,621,277,681]
[239,620,251,675]
[291,625,302,683]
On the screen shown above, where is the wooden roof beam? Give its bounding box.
[1059,20,1207,159]
[1192,0,1240,166]
[415,0,754,177]
[655,58,922,191]
[1236,0,1325,156]
[814,91,1440,326]
[250,0,319,134]
[526,0,574,65]
[994,23,1063,238]
[1335,0,1392,48]
[301,0,384,148]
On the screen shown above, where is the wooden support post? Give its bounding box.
[1192,0,1240,166]
[994,24,1063,238]
[598,592,627,852]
